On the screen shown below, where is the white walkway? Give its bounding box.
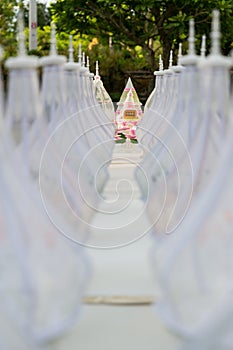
[49,144,182,350]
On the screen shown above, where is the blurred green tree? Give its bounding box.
[50,0,233,69]
[0,0,18,57]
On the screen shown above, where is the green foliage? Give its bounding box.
[51,0,233,68]
[86,42,151,101]
[88,42,149,74]
[0,0,18,57]
[0,0,17,34]
[130,138,138,144]
[2,0,232,66]
[1,0,232,100]
[25,26,89,59]
[115,139,126,144]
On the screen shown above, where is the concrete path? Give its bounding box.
[48,144,182,350]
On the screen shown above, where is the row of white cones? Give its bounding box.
[135,9,233,349]
[0,11,116,349]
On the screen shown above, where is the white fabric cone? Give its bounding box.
[1,147,91,343]
[151,114,233,347]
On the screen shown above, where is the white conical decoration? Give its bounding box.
[115,77,142,122]
[139,54,164,130]
[188,18,195,55]
[78,43,82,64]
[64,35,81,116]
[211,9,220,56]
[144,53,164,114]
[40,22,66,67]
[66,47,115,197]
[169,49,173,68]
[204,9,232,67]
[4,10,40,169]
[118,77,141,104]
[68,34,74,62]
[178,42,182,64]
[86,55,90,71]
[159,54,163,71]
[171,43,184,74]
[200,34,206,57]
[0,139,91,343]
[2,12,91,345]
[93,60,115,121]
[148,10,233,344]
[137,19,202,226]
[121,89,142,121]
[40,22,67,126]
[6,11,38,70]
[95,59,100,77]
[180,18,198,66]
[82,51,86,67]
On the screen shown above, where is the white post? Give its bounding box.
[109,36,113,49]
[29,0,37,51]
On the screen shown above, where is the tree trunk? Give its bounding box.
[161,39,171,70]
[143,45,157,72]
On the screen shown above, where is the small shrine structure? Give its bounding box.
[115,78,143,142]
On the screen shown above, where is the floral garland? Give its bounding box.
[114,120,138,144]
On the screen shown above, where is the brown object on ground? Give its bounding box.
[83,295,155,306]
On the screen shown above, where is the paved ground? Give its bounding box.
[48,144,182,350]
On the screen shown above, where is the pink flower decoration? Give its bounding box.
[130,129,136,137]
[117,127,130,131]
